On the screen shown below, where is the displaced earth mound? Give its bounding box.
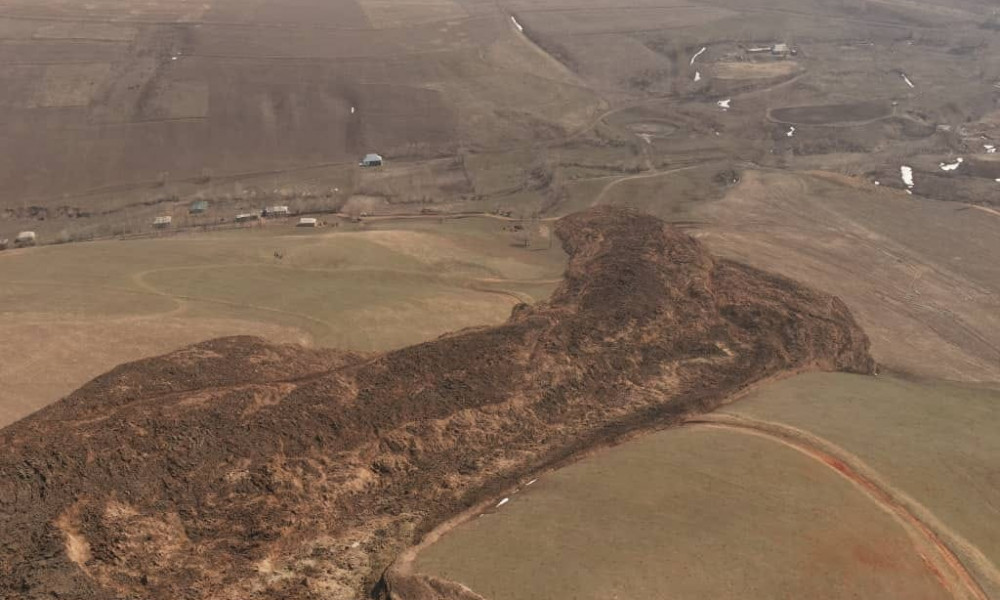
[0,208,874,600]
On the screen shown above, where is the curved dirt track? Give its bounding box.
[685,413,994,600]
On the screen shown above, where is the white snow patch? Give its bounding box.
[996,178,1000,183]
[939,157,963,172]
[900,166,914,188]
[637,133,653,144]
[350,106,356,114]
[694,71,701,82]
[690,47,707,66]
[526,479,537,486]
[901,73,915,88]
[510,16,523,32]
[874,181,880,186]
[717,99,731,110]
[786,126,796,137]
[496,498,509,508]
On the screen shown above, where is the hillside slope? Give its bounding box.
[0,208,874,599]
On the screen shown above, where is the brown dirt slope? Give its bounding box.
[0,208,873,600]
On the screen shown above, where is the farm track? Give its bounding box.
[591,164,704,206]
[686,413,997,600]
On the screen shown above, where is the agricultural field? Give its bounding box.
[0,216,566,427]
[721,372,1000,599]
[412,373,1000,600]
[0,0,601,228]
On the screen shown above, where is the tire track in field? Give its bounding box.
[591,164,703,207]
[685,413,996,600]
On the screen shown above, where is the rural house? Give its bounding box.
[153,216,173,228]
[189,200,209,214]
[360,153,383,167]
[771,43,792,56]
[14,231,36,247]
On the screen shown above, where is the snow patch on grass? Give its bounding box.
[690,47,707,66]
[939,158,963,172]
[901,166,914,188]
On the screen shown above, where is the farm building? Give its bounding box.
[360,153,383,167]
[297,217,319,227]
[235,213,260,223]
[189,200,209,214]
[14,231,36,247]
[771,43,793,56]
[264,205,290,217]
[153,216,173,228]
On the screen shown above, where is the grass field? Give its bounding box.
[414,408,955,599]
[413,372,1000,600]
[0,217,567,427]
[722,372,1000,599]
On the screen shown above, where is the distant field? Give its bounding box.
[711,60,799,80]
[689,170,1000,383]
[769,101,891,125]
[0,0,601,210]
[0,217,566,426]
[413,373,1000,600]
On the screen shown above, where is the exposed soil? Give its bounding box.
[0,208,874,599]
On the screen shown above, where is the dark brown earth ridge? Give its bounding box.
[0,208,874,600]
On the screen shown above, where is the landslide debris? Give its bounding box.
[0,208,874,600]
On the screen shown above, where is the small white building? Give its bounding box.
[297,217,319,227]
[153,216,173,228]
[360,153,383,167]
[235,213,260,223]
[14,231,36,247]
[265,205,290,217]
